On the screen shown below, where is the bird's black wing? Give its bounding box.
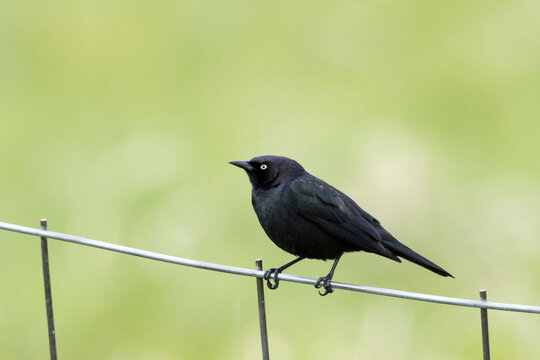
[285,175,400,261]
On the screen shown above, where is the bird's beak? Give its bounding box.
[229,160,254,172]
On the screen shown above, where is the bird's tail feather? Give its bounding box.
[383,241,454,278]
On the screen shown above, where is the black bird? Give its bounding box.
[230,155,453,295]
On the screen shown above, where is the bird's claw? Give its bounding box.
[315,276,334,296]
[263,268,281,290]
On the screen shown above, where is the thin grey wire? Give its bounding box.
[1,221,540,314]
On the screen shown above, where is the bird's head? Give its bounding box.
[229,155,306,190]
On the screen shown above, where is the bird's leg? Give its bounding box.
[264,256,306,290]
[315,254,342,296]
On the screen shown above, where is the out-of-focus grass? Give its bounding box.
[1,0,540,359]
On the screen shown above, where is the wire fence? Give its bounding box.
[1,220,540,359]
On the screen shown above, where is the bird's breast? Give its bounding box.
[251,187,344,259]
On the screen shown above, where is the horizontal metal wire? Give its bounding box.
[1,221,540,314]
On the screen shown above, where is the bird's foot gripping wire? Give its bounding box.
[315,276,334,296]
[262,257,306,290]
[263,268,282,290]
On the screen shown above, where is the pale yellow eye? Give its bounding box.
[260,164,268,170]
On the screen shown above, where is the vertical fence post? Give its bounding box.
[40,219,57,360]
[479,289,490,360]
[255,259,270,360]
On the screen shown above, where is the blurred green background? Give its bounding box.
[1,0,540,359]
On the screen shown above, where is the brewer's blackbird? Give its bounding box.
[230,155,452,295]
